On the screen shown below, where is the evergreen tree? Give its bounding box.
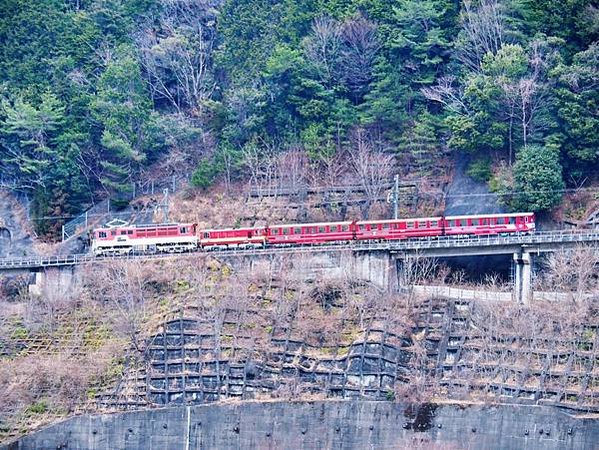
[91,46,160,195]
[512,144,564,211]
[0,92,65,190]
[552,44,599,166]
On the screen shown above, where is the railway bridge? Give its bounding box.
[1,229,599,304]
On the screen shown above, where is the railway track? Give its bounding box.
[1,229,599,270]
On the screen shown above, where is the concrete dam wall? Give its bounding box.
[4,401,598,450]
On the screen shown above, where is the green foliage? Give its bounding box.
[552,44,599,164]
[389,0,452,86]
[86,43,164,199]
[0,0,597,229]
[191,159,219,190]
[398,113,441,176]
[24,400,48,416]
[467,159,493,182]
[512,144,564,211]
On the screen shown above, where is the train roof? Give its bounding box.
[269,220,353,228]
[445,212,534,220]
[201,226,266,232]
[95,222,195,230]
[357,216,442,224]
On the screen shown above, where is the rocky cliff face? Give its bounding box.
[0,192,36,258]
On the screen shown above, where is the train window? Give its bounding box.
[407,222,414,229]
[509,217,515,224]
[342,225,349,232]
[180,227,187,234]
[294,227,301,234]
[128,230,133,235]
[272,228,279,235]
[431,221,438,227]
[330,225,338,232]
[383,223,389,229]
[120,230,127,235]
[418,221,426,228]
[111,230,116,236]
[99,231,107,238]
[318,226,325,233]
[283,227,289,235]
[203,232,209,239]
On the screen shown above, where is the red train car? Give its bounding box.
[199,226,267,248]
[355,217,444,241]
[266,221,354,245]
[91,223,197,256]
[353,213,534,242]
[91,212,535,256]
[443,213,535,236]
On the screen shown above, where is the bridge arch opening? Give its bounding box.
[436,255,512,283]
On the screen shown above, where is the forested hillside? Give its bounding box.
[0,0,597,236]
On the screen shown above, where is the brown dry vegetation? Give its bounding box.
[162,171,446,230]
[1,246,598,443]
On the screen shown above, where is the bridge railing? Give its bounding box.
[352,229,599,251]
[2,229,599,270]
[0,254,89,268]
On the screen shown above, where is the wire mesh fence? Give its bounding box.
[61,174,190,241]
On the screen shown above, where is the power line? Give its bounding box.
[443,186,599,199]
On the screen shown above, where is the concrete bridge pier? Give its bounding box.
[343,250,399,293]
[28,266,76,298]
[513,251,533,305]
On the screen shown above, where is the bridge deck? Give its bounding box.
[1,229,598,270]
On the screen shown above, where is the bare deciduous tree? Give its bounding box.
[96,260,152,352]
[339,15,380,100]
[277,148,309,192]
[137,0,217,116]
[421,76,471,116]
[540,246,599,302]
[303,17,342,86]
[242,139,279,198]
[458,0,506,72]
[346,128,394,215]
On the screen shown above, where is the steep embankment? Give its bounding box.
[1,250,598,446]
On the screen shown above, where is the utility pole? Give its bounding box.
[161,188,169,223]
[393,174,399,220]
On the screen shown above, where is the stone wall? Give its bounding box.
[4,401,598,450]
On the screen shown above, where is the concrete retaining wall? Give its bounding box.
[4,401,598,450]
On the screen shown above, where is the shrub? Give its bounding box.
[191,159,219,189]
[467,158,492,182]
